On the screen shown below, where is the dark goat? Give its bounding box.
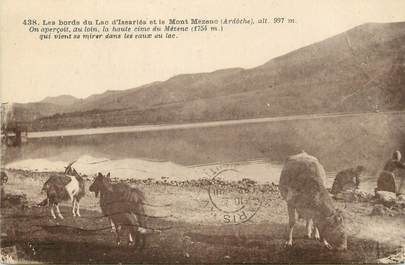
[89,172,146,249]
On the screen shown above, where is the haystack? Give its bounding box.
[377,169,405,194]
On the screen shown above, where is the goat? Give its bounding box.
[39,161,85,219]
[89,172,146,250]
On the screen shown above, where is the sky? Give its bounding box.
[1,0,405,103]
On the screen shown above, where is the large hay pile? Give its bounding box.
[377,169,405,194]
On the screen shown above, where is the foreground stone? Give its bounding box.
[333,190,373,202]
[378,245,404,264]
[375,191,397,206]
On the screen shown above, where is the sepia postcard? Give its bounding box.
[1,0,405,264]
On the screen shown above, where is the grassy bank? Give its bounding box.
[1,169,404,263]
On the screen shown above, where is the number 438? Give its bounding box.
[23,19,38,26]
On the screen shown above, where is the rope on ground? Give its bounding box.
[30,223,176,235]
[97,198,172,208]
[80,211,174,220]
[141,202,172,207]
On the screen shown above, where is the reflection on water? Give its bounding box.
[2,113,404,190]
[4,125,287,166]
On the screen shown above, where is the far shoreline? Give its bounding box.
[27,110,405,138]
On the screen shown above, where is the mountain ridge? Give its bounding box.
[9,22,405,131]
[41,95,80,106]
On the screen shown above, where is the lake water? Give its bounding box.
[2,112,404,192]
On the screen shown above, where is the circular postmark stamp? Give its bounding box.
[206,166,263,224]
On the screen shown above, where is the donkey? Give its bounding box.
[39,161,85,219]
[89,172,146,249]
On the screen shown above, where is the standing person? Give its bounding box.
[331,166,365,195]
[0,171,8,200]
[383,151,405,172]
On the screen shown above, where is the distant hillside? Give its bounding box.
[41,95,80,106]
[11,22,405,131]
[11,102,66,123]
